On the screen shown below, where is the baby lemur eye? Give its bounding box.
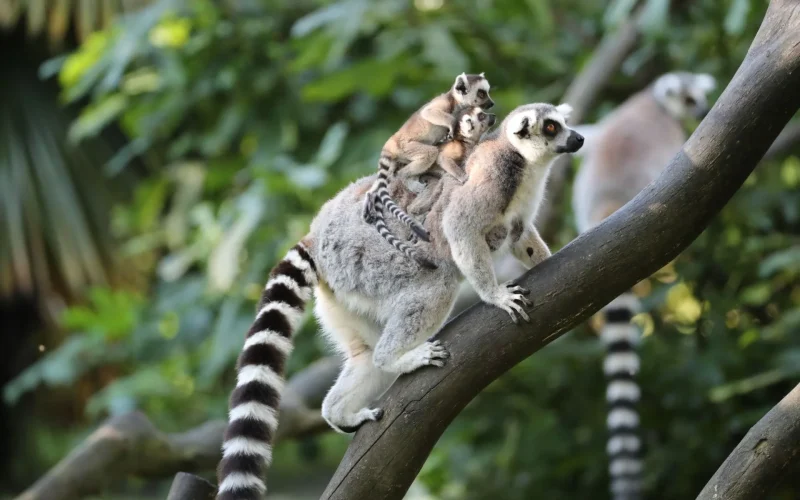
[477,90,487,98]
[478,112,486,120]
[684,96,697,106]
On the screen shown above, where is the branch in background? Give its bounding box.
[534,9,643,243]
[166,473,216,500]
[319,2,800,498]
[763,121,800,161]
[696,383,800,500]
[13,357,340,500]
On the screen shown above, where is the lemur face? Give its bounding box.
[654,72,717,120]
[457,107,496,142]
[506,103,583,160]
[453,72,494,109]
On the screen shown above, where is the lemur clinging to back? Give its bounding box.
[572,71,716,500]
[373,105,497,268]
[215,102,582,500]
[362,72,494,244]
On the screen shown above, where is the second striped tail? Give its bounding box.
[601,292,643,500]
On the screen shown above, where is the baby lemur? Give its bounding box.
[373,106,497,268]
[362,72,494,243]
[215,102,582,500]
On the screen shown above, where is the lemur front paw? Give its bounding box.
[455,173,468,184]
[490,282,532,324]
[419,340,450,367]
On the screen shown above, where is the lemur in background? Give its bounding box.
[572,71,716,500]
[362,72,494,245]
[374,106,497,268]
[215,102,582,500]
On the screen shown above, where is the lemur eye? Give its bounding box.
[478,112,486,120]
[543,120,559,136]
[477,90,487,99]
[684,96,697,106]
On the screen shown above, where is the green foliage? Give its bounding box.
[4,0,799,498]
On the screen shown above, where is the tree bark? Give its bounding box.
[320,2,800,499]
[13,357,340,500]
[696,383,800,500]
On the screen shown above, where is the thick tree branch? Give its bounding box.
[321,2,800,499]
[696,382,800,500]
[14,357,340,500]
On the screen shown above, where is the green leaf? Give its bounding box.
[68,94,129,144]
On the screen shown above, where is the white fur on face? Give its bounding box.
[504,105,575,162]
[654,72,717,120]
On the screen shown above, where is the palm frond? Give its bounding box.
[0,50,128,311]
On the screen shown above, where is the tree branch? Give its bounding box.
[320,2,800,498]
[13,357,340,500]
[696,382,800,500]
[763,121,800,161]
[534,9,643,243]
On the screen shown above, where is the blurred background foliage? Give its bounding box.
[1,0,798,498]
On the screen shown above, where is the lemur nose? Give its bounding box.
[575,133,584,145]
[484,99,495,109]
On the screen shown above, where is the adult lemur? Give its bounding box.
[215,103,583,500]
[362,72,494,244]
[374,106,497,268]
[572,71,716,500]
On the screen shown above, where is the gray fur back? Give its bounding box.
[310,176,461,307]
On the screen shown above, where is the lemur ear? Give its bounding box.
[695,73,717,92]
[455,73,468,95]
[479,72,485,78]
[556,103,573,122]
[513,117,530,138]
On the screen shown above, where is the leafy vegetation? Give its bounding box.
[1,0,798,498]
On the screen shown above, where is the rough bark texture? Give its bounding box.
[167,473,216,500]
[14,357,340,500]
[696,383,800,500]
[320,2,800,499]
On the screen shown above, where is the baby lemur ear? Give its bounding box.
[479,72,485,78]
[455,73,468,95]
[514,117,530,138]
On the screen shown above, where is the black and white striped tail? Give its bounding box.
[601,292,643,500]
[216,242,318,500]
[363,155,430,242]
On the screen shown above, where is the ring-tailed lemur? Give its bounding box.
[362,72,494,244]
[373,106,497,268]
[215,102,582,500]
[572,71,716,500]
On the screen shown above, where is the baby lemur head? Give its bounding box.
[652,71,717,120]
[452,72,494,109]
[456,106,496,143]
[504,102,583,161]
